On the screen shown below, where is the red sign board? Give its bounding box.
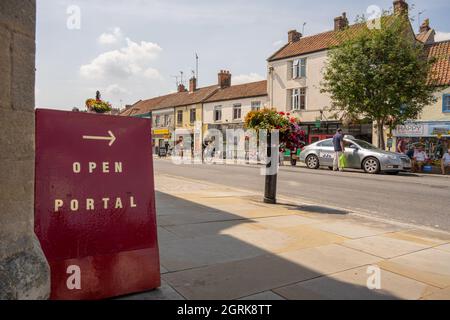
[35,109,160,300]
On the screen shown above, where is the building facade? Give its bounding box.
[152,107,175,155]
[203,80,268,134]
[267,12,376,144]
[392,40,450,159]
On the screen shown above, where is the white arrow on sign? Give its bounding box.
[83,131,116,146]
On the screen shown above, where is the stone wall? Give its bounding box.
[0,0,50,299]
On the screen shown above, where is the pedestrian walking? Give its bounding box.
[333,129,345,172]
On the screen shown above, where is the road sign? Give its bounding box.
[35,109,160,300]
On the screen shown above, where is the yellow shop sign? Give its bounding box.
[153,129,170,135]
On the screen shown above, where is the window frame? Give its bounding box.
[292,59,299,79]
[299,58,306,78]
[233,104,242,120]
[164,114,169,126]
[251,101,261,111]
[291,88,306,111]
[214,106,222,122]
[292,58,306,79]
[189,108,196,123]
[177,110,183,125]
[443,94,450,113]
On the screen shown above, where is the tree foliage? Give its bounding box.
[321,14,438,149]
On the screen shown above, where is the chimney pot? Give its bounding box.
[218,70,232,88]
[393,0,409,16]
[334,12,349,31]
[177,84,186,93]
[288,30,302,43]
[189,77,197,93]
[419,18,431,33]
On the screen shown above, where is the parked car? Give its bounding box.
[299,137,412,174]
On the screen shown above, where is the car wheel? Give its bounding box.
[306,155,320,170]
[363,157,380,174]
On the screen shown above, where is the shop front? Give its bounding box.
[152,128,172,157]
[301,121,373,145]
[393,121,450,170]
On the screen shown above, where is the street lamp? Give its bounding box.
[264,132,278,204]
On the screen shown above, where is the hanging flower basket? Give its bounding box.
[85,98,112,114]
[244,108,306,152]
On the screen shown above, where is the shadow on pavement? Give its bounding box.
[281,203,349,215]
[118,191,408,300]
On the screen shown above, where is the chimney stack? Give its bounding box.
[288,30,302,43]
[189,77,197,93]
[218,70,231,89]
[334,12,349,31]
[177,83,187,93]
[393,0,408,16]
[419,18,431,33]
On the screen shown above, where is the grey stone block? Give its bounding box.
[0,0,36,37]
[11,32,35,111]
[0,236,50,300]
[0,26,11,109]
[0,110,35,160]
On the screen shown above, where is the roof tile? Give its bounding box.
[205,80,267,103]
[426,40,450,86]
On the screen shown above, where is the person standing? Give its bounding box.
[412,145,428,173]
[442,148,450,175]
[396,138,408,154]
[333,129,345,172]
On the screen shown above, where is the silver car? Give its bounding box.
[299,137,412,174]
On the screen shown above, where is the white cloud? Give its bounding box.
[105,84,130,96]
[98,27,123,45]
[233,73,265,85]
[143,68,162,79]
[435,31,450,42]
[80,38,162,80]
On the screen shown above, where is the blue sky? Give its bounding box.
[36,0,450,110]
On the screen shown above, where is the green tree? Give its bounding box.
[321,14,438,149]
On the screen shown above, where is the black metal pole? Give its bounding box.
[264,132,277,204]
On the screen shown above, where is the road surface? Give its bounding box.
[154,159,450,231]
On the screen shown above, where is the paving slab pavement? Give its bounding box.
[274,266,439,300]
[120,174,450,300]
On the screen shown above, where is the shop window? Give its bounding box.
[443,94,450,113]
